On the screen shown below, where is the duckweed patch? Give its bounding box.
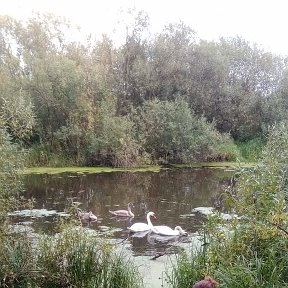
[24,162,255,175]
[24,165,162,174]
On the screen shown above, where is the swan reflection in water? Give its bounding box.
[130,230,151,238]
[147,232,181,244]
[110,214,134,224]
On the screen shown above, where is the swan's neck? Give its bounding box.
[175,226,186,235]
[147,214,154,228]
[128,205,134,216]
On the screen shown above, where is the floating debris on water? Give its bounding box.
[8,209,70,218]
[192,206,240,220]
[179,213,195,219]
[192,207,214,215]
[98,225,110,232]
[8,223,35,234]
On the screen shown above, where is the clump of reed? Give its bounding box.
[0,228,143,288]
[235,137,265,162]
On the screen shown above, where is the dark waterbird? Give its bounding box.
[77,209,98,222]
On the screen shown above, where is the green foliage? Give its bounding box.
[27,144,79,167]
[166,249,207,288]
[1,13,288,166]
[133,98,238,163]
[88,95,143,167]
[0,128,25,198]
[0,126,27,239]
[168,122,288,287]
[236,137,265,161]
[0,228,143,288]
[1,89,35,142]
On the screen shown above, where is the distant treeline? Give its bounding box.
[0,12,288,166]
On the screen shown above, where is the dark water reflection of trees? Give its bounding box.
[23,168,232,234]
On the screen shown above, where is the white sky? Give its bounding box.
[1,0,288,56]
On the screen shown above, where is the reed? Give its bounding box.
[236,137,265,161]
[166,248,207,288]
[0,228,143,288]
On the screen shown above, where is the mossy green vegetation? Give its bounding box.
[167,123,288,288]
[23,162,256,175]
[24,165,162,174]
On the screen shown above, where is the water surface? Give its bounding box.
[19,168,232,287]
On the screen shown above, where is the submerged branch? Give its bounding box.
[150,239,182,260]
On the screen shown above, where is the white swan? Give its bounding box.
[152,225,187,236]
[127,211,155,232]
[109,202,134,217]
[77,209,98,222]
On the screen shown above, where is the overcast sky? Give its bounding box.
[1,0,288,56]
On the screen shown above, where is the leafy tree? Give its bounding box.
[0,16,36,143]
[273,67,288,122]
[0,13,288,166]
[88,95,141,167]
[216,37,287,140]
[148,22,197,102]
[113,10,150,112]
[133,98,236,163]
[0,125,26,235]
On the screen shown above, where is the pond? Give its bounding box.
[15,167,233,288]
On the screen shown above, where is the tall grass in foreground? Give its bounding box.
[167,123,288,288]
[0,228,143,288]
[166,248,207,288]
[168,230,288,288]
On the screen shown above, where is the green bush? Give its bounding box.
[236,137,265,162]
[167,122,288,287]
[27,144,80,167]
[133,98,239,163]
[0,127,26,236]
[87,95,144,167]
[0,128,25,197]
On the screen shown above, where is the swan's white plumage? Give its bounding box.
[128,211,155,232]
[152,225,187,236]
